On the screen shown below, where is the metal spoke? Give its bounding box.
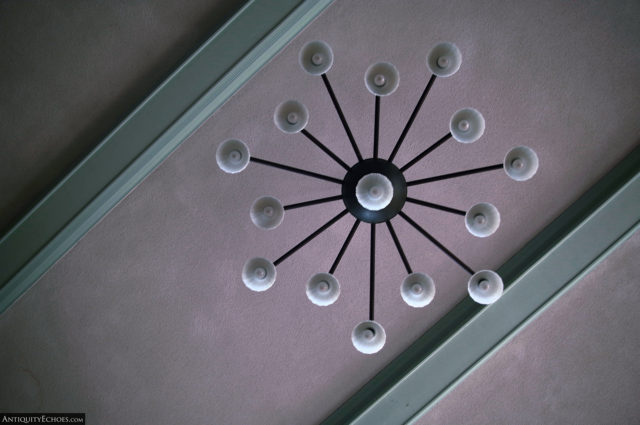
[301,129,350,170]
[274,209,348,266]
[386,220,412,274]
[407,164,504,186]
[400,132,452,172]
[370,223,376,321]
[321,73,363,161]
[405,197,466,216]
[329,219,361,274]
[250,157,343,184]
[399,211,474,275]
[374,96,380,159]
[388,74,437,162]
[284,195,343,211]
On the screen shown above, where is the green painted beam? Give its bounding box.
[0,0,335,314]
[322,144,640,425]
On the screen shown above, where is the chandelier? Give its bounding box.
[216,41,539,354]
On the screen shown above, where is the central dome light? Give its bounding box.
[355,173,394,211]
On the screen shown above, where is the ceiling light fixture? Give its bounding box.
[216,41,539,354]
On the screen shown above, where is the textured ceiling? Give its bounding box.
[1,0,639,424]
[419,230,640,425]
[0,0,247,234]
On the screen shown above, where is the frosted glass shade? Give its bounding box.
[306,273,340,306]
[450,108,485,143]
[299,40,334,75]
[427,42,462,77]
[364,62,399,96]
[274,100,309,134]
[468,270,503,304]
[216,139,250,174]
[351,320,386,354]
[401,272,435,308]
[504,146,539,181]
[242,257,276,292]
[355,173,394,211]
[465,202,500,237]
[250,196,284,230]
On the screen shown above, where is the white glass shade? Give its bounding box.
[306,272,340,306]
[450,108,485,143]
[427,42,462,77]
[250,196,284,230]
[465,202,500,237]
[355,173,394,211]
[274,100,309,134]
[401,272,436,308]
[242,257,276,292]
[299,40,334,75]
[351,320,386,354]
[468,270,503,304]
[504,146,539,181]
[216,139,250,174]
[364,62,399,96]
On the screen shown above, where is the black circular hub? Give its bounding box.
[342,158,407,223]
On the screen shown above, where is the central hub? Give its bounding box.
[356,173,393,211]
[342,158,407,223]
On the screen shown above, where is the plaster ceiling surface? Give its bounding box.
[418,229,640,425]
[1,0,639,424]
[0,0,248,234]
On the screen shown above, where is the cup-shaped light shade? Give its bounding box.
[299,40,334,75]
[306,273,340,306]
[465,202,500,238]
[242,257,276,292]
[355,173,394,211]
[351,320,386,354]
[427,42,462,77]
[504,146,539,181]
[401,272,435,308]
[450,108,485,143]
[468,270,503,304]
[250,196,284,230]
[364,62,399,96]
[274,100,309,134]
[216,139,250,174]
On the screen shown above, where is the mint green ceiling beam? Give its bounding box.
[0,0,335,314]
[321,145,640,425]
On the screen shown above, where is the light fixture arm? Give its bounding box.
[400,132,453,172]
[369,223,376,321]
[274,209,349,266]
[385,220,412,274]
[388,74,437,162]
[405,197,466,216]
[283,195,343,211]
[300,129,351,170]
[329,219,361,274]
[399,211,475,275]
[406,163,504,186]
[374,95,380,159]
[321,73,363,161]
[250,156,343,184]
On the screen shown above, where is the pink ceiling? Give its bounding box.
[1,0,639,423]
[419,230,640,424]
[0,0,247,234]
